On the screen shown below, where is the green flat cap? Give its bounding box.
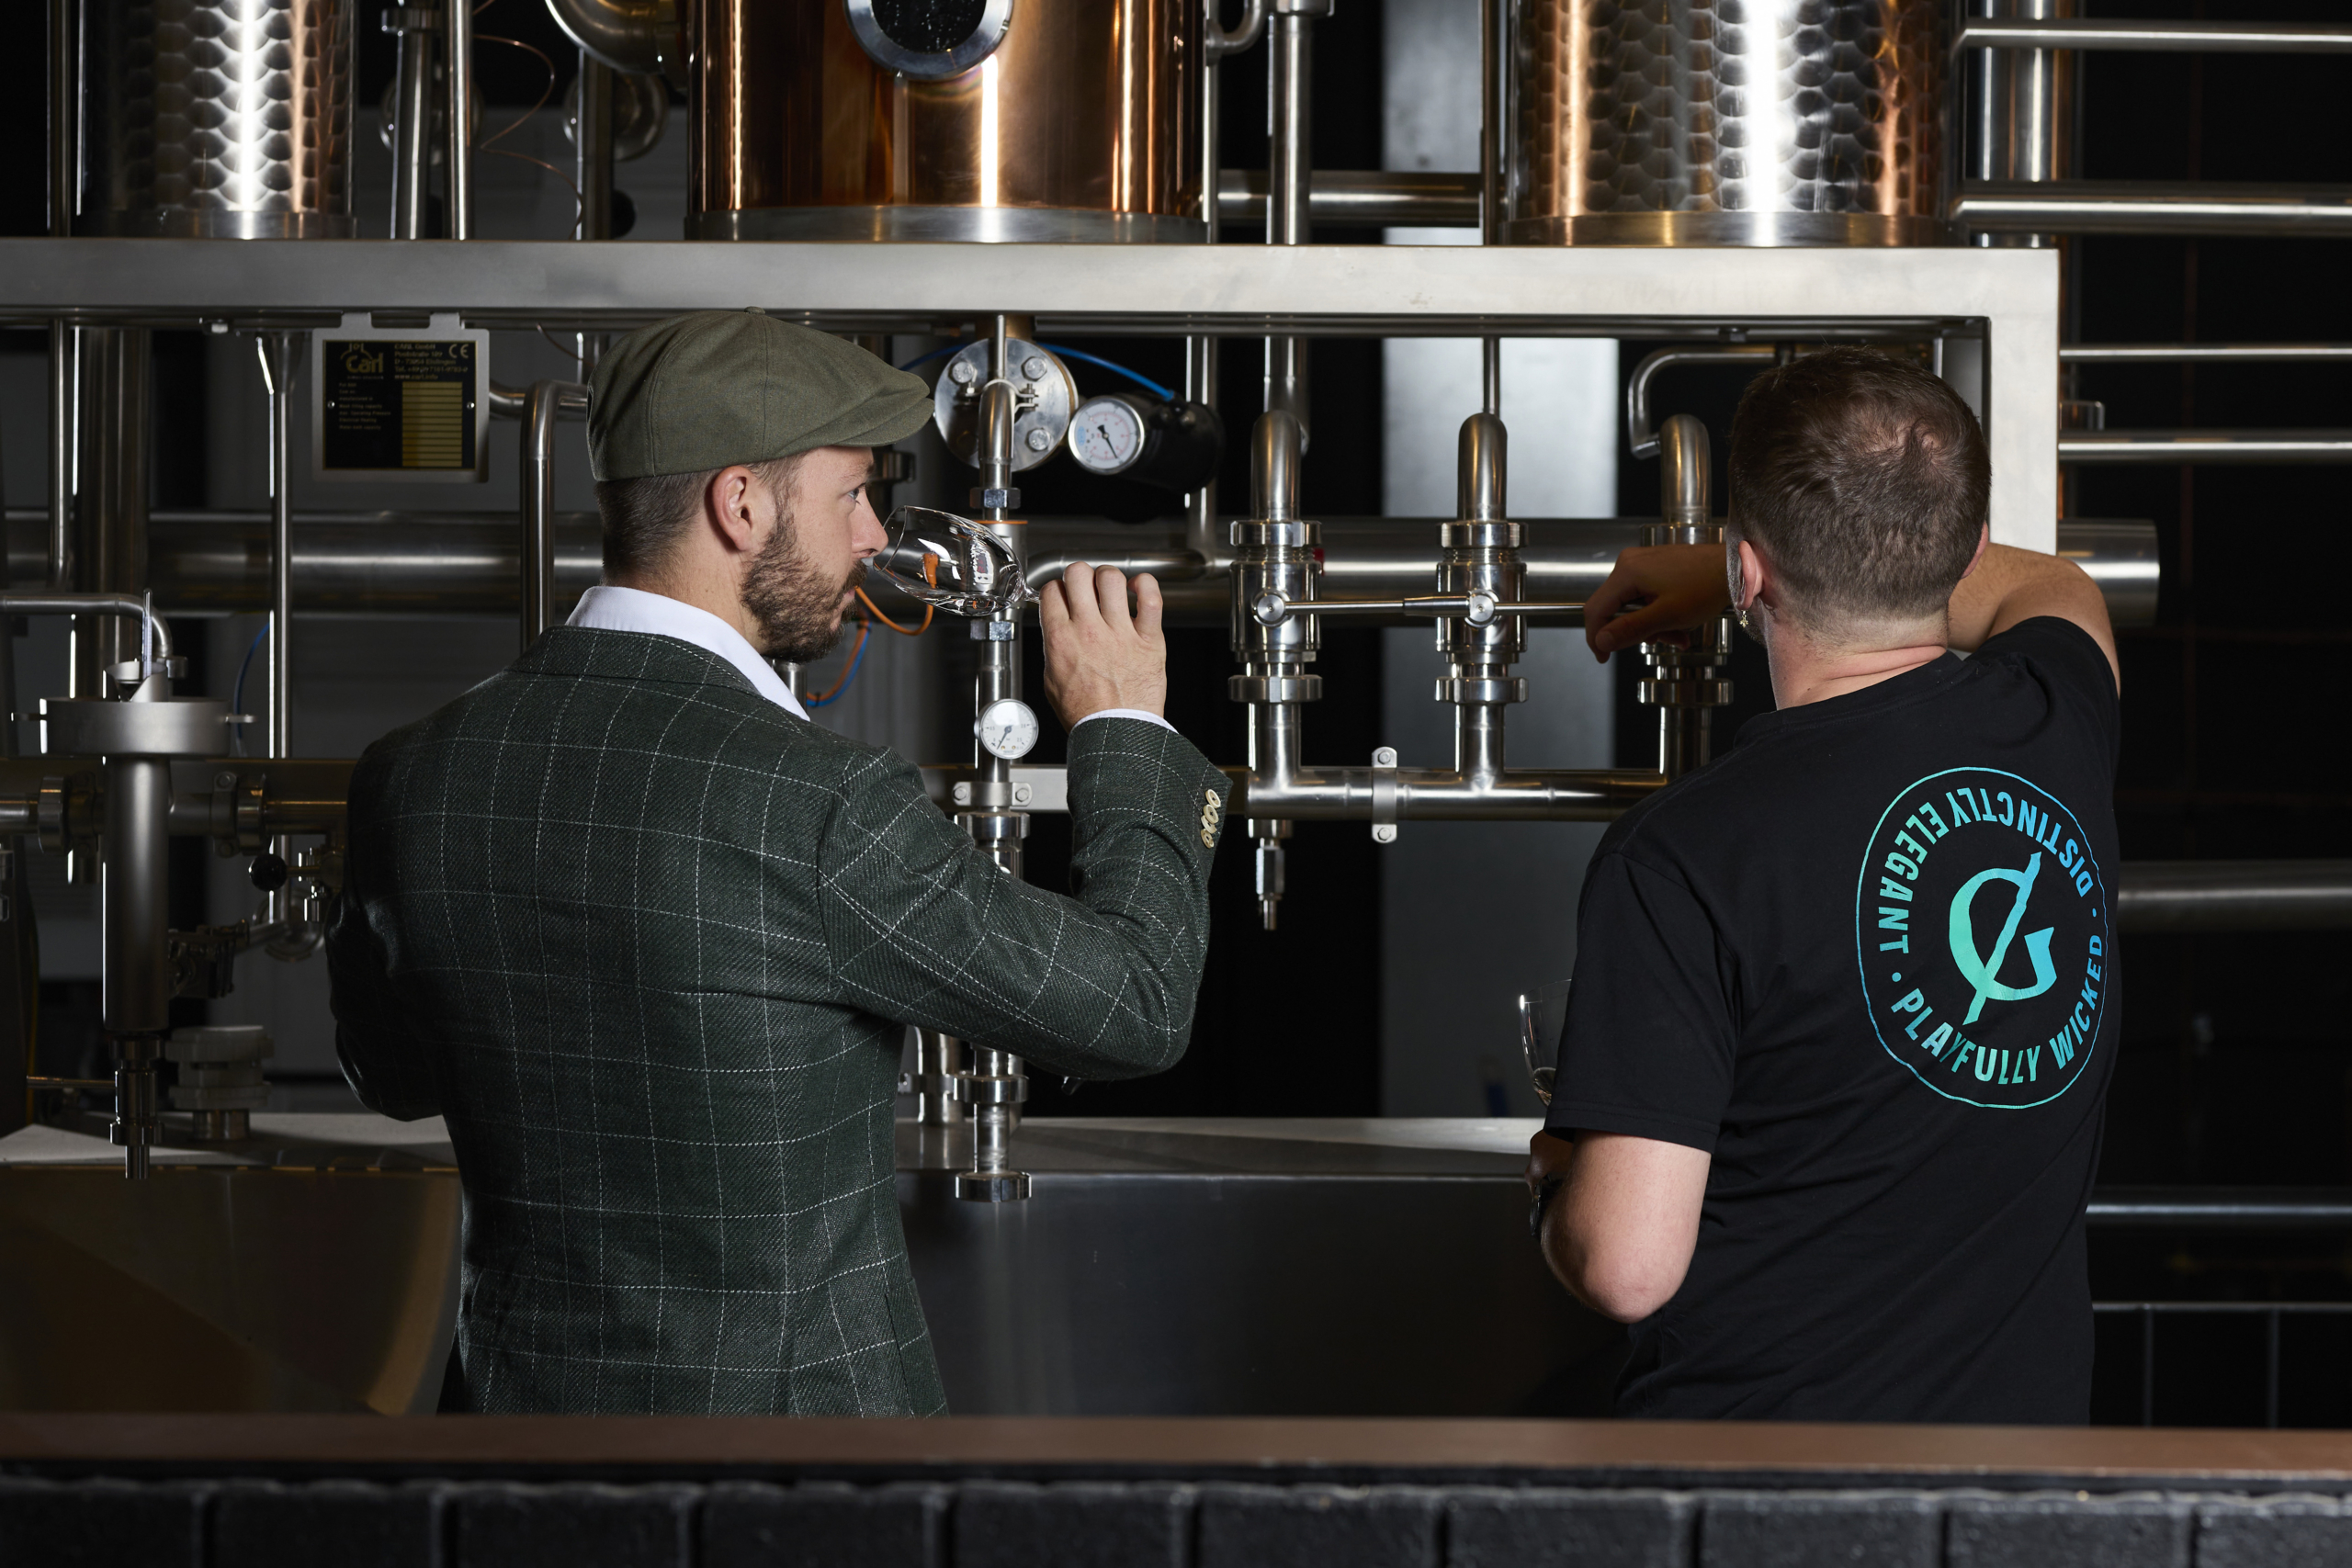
[588,310,933,480]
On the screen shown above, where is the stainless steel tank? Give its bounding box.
[1508,0,1946,246]
[688,0,1203,242]
[78,0,356,238]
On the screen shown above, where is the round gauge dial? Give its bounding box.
[1068,395,1149,476]
[975,697,1041,761]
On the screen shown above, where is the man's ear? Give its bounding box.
[704,466,761,556]
[1736,537,1770,611]
[1957,521,1991,581]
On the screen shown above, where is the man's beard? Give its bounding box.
[742,519,860,664]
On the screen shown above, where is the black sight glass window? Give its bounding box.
[872,0,986,54]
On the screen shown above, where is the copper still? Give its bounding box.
[1508,0,1946,246]
[77,0,356,238]
[688,0,1204,242]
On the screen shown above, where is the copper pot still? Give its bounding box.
[1509,0,1947,246]
[688,0,1205,242]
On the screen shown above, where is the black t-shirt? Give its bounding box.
[1544,617,2121,1424]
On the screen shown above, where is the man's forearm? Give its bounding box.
[1946,543,2120,684]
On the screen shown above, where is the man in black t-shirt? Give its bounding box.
[1528,347,2121,1424]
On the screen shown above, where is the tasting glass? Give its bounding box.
[1517,978,1573,1106]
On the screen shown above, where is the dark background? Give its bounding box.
[7,0,2352,1425]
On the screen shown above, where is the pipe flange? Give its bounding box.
[1439,521,1522,549]
[1638,678,1736,708]
[1228,673,1324,705]
[947,1072,1029,1107]
[1228,520,1319,549]
[36,775,74,855]
[40,697,233,759]
[1436,677,1528,705]
[955,1169,1032,1202]
[234,776,268,853]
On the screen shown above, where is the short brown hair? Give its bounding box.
[594,457,801,578]
[1727,347,1989,630]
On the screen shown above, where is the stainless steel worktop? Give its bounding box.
[0,1114,1608,1417]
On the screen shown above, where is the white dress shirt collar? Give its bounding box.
[566,584,809,720]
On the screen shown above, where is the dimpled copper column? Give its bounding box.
[80,0,356,238]
[690,0,1204,242]
[1509,0,1945,246]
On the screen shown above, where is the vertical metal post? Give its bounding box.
[1973,0,2073,250]
[1185,336,1220,563]
[1642,414,1730,780]
[2140,1303,2156,1427]
[1187,34,1223,564]
[1262,0,1326,442]
[255,335,300,763]
[576,53,614,240]
[1444,388,1519,791]
[443,0,475,238]
[257,334,301,939]
[954,314,1032,1203]
[71,330,149,700]
[520,379,578,648]
[388,7,436,239]
[47,322,73,591]
[1478,0,1501,244]
[102,752,170,1179]
[50,0,74,241]
[1232,411,1315,930]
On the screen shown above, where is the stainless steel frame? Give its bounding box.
[0,239,2066,551]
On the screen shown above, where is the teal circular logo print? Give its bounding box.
[1854,768,2110,1109]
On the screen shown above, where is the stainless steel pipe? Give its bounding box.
[2115,863,2352,934]
[256,334,302,761]
[101,750,171,1180]
[1969,0,2072,252]
[1956,182,2352,237]
[1217,170,1481,228]
[576,55,615,242]
[0,592,173,661]
[2060,432,2352,464]
[1959,19,2352,52]
[2062,344,2352,364]
[0,513,2162,628]
[521,379,588,646]
[1625,346,1775,460]
[1204,0,1267,61]
[1262,1,1324,442]
[46,322,70,590]
[444,0,475,238]
[388,6,435,240]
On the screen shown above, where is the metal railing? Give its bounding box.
[2095,1303,2352,1430]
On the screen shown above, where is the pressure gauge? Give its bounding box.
[1069,394,1151,476]
[975,698,1040,761]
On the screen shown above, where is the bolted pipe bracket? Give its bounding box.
[1371,746,1399,843]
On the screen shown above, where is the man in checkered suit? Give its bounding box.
[327,312,1230,1416]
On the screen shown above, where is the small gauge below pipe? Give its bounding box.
[1067,393,1224,494]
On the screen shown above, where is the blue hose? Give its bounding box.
[230,624,268,755]
[1038,344,1176,402]
[900,341,1178,403]
[805,624,870,709]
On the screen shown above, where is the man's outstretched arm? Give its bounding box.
[1526,1128,1712,1322]
[818,564,1227,1081]
[1944,540,2120,690]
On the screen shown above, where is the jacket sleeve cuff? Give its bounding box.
[1070,708,1179,736]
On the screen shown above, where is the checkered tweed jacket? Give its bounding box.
[326,626,1229,1416]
